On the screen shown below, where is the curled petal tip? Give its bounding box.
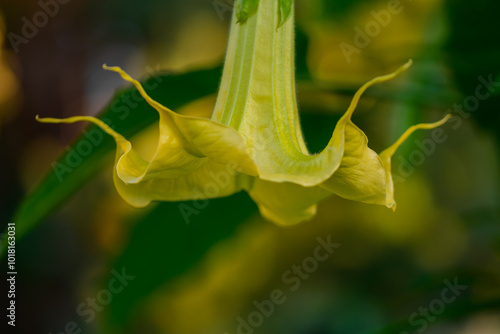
[102,64,120,73]
[395,59,413,75]
[426,113,452,129]
[35,115,52,123]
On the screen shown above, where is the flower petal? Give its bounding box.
[211,0,419,193]
[238,60,450,224]
[378,114,451,209]
[245,179,331,226]
[321,111,451,209]
[37,66,259,207]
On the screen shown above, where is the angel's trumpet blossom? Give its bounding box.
[38,0,450,225]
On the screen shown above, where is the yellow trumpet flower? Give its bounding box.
[37,0,449,225]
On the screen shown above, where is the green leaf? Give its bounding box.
[103,193,259,332]
[278,0,293,27]
[0,66,222,258]
[236,0,260,23]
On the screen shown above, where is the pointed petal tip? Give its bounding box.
[35,114,56,124]
[441,113,452,124]
[102,64,120,71]
[35,115,63,125]
[35,115,58,124]
[394,59,413,76]
[102,64,121,73]
[382,113,453,159]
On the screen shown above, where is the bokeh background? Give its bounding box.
[1,0,499,333]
